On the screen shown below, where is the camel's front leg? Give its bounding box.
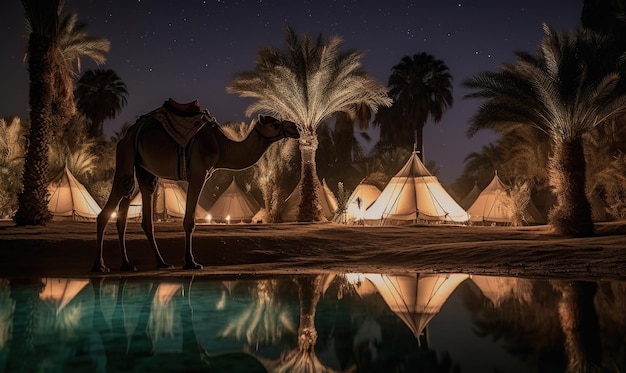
[94,207,113,273]
[93,176,132,272]
[137,167,173,269]
[182,173,206,269]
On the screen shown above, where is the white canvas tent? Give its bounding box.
[364,273,469,343]
[206,179,261,223]
[280,178,338,222]
[48,166,102,220]
[126,180,209,221]
[467,173,510,224]
[364,152,469,223]
[346,183,381,222]
[467,173,544,225]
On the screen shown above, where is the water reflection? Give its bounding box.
[0,273,625,372]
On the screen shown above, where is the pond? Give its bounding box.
[0,273,624,372]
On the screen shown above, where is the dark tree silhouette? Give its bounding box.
[374,52,453,159]
[75,69,128,139]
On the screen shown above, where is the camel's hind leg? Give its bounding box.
[136,166,173,269]
[93,139,136,273]
[116,196,136,271]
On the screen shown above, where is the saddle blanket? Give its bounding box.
[139,99,218,180]
[153,99,217,148]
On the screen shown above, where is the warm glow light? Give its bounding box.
[226,215,231,224]
[111,212,117,219]
[206,214,212,223]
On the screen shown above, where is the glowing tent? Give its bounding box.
[364,273,469,342]
[280,179,338,222]
[467,173,511,224]
[47,166,102,220]
[363,152,469,223]
[346,183,381,222]
[467,173,544,225]
[206,179,261,223]
[126,180,209,221]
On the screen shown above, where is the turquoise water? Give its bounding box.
[0,274,624,372]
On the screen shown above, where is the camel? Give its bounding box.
[93,99,299,272]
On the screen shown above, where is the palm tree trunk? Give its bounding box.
[14,34,55,225]
[548,137,594,236]
[555,281,602,371]
[294,275,323,353]
[298,132,322,221]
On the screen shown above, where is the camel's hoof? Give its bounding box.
[92,264,110,273]
[120,263,137,271]
[157,262,174,269]
[183,262,203,270]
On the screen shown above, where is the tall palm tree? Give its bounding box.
[374,52,453,158]
[463,24,626,236]
[24,0,110,132]
[16,0,108,225]
[228,25,390,221]
[14,0,61,225]
[75,69,128,139]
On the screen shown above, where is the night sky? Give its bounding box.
[0,0,583,184]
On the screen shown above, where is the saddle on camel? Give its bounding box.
[93,98,300,273]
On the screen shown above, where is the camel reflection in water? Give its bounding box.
[1,273,626,372]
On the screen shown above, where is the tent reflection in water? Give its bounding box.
[47,166,102,220]
[148,282,184,353]
[40,278,89,315]
[363,152,469,224]
[471,274,533,306]
[38,278,90,335]
[364,273,469,346]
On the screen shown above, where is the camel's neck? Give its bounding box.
[213,126,273,170]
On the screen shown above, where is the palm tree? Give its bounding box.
[374,52,453,158]
[581,0,626,35]
[75,69,128,139]
[14,0,62,225]
[16,0,108,225]
[24,0,110,132]
[228,25,390,221]
[254,138,298,223]
[463,24,626,236]
[334,103,371,166]
[0,117,28,217]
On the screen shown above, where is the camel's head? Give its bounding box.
[256,115,300,141]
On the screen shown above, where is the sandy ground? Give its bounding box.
[0,219,625,280]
